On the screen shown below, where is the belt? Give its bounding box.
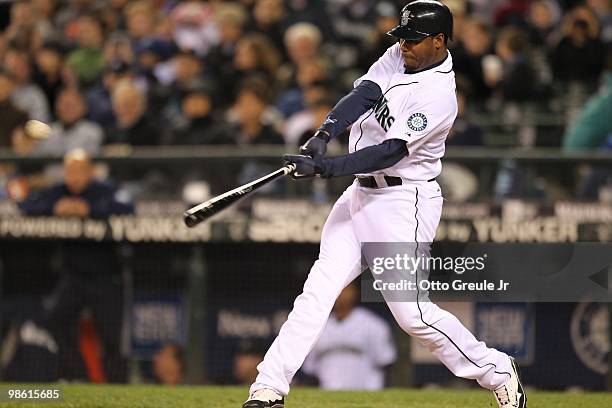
[356,175,436,188]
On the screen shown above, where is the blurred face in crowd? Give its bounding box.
[254,0,284,26]
[112,84,145,128]
[35,48,63,75]
[530,1,555,31]
[182,92,212,119]
[10,1,32,27]
[462,20,491,56]
[78,16,104,49]
[64,153,94,195]
[296,59,325,89]
[234,40,258,71]
[173,54,202,85]
[104,38,134,64]
[234,89,265,124]
[286,34,319,65]
[3,50,31,84]
[56,89,86,125]
[32,0,56,19]
[127,9,154,39]
[153,344,183,385]
[400,33,447,73]
[0,74,15,102]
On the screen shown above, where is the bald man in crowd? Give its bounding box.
[19,149,133,382]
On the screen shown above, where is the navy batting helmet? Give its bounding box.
[387,0,454,43]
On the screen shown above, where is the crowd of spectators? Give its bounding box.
[0,0,609,155]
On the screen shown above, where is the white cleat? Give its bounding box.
[493,357,527,407]
[242,388,285,408]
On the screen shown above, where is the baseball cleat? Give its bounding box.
[493,357,527,407]
[242,389,284,408]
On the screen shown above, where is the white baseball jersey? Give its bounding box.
[302,307,396,390]
[350,44,458,181]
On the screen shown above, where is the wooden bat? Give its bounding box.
[183,163,297,228]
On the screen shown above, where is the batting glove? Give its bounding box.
[299,130,330,158]
[283,154,323,180]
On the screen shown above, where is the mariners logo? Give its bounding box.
[401,11,412,26]
[407,113,427,132]
[570,302,610,374]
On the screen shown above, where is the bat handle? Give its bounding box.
[283,163,297,175]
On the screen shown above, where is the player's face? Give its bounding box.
[399,34,445,72]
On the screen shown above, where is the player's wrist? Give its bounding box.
[314,130,331,143]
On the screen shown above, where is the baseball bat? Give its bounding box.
[183,163,297,228]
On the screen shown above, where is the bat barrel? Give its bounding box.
[183,163,297,228]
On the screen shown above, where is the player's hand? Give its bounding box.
[299,130,330,158]
[283,154,322,180]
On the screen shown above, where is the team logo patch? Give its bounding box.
[407,113,427,132]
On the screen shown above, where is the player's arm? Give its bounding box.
[300,80,383,158]
[285,138,407,179]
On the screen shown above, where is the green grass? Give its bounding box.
[1,385,610,407]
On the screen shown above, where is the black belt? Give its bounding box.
[356,176,436,188]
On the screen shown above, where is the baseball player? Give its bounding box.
[243,1,527,407]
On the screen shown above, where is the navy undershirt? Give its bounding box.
[316,80,408,177]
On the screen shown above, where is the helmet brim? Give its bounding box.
[387,25,430,41]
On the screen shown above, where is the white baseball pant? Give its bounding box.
[251,179,512,395]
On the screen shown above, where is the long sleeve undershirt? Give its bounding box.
[318,80,383,139]
[315,80,408,178]
[317,138,408,178]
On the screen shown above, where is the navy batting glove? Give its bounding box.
[299,130,330,158]
[283,154,323,180]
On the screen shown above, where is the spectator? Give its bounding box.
[526,0,562,48]
[149,50,205,131]
[168,80,231,145]
[18,149,133,382]
[0,69,28,147]
[220,33,280,105]
[2,47,50,122]
[563,57,612,150]
[325,0,377,47]
[277,22,327,93]
[33,88,104,156]
[152,343,184,385]
[550,6,606,87]
[227,76,283,145]
[124,1,156,42]
[357,1,398,72]
[207,3,248,82]
[453,18,494,103]
[33,40,66,110]
[133,37,176,90]
[170,0,218,57]
[284,92,335,146]
[493,27,538,102]
[2,0,35,50]
[107,80,160,146]
[276,56,329,118]
[85,60,134,129]
[249,0,287,56]
[103,31,135,66]
[65,14,106,87]
[302,282,396,390]
[587,0,612,43]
